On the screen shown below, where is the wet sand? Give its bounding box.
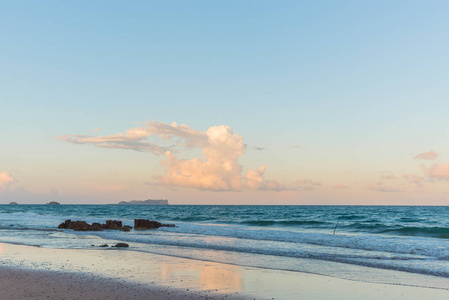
[1,243,449,299]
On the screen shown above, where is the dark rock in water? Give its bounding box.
[101,220,122,230]
[99,244,109,247]
[58,219,129,231]
[58,219,73,229]
[91,222,103,231]
[119,225,132,232]
[71,221,92,231]
[8,202,18,205]
[134,219,175,230]
[114,243,129,247]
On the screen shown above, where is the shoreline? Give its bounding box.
[1,243,449,299]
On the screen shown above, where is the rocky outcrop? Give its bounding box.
[91,222,102,231]
[58,219,175,231]
[57,220,92,231]
[134,219,175,230]
[119,225,132,232]
[58,219,126,231]
[118,199,169,205]
[114,243,129,247]
[102,220,122,230]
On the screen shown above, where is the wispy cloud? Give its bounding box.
[0,172,14,188]
[295,179,321,191]
[368,183,400,193]
[380,174,398,180]
[403,174,425,186]
[422,163,449,181]
[333,183,348,189]
[414,150,439,160]
[254,146,266,151]
[60,121,287,192]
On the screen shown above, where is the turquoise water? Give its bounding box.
[1,205,449,285]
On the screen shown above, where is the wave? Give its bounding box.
[239,220,328,227]
[380,226,449,239]
[337,215,364,220]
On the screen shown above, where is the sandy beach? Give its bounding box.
[0,242,448,300]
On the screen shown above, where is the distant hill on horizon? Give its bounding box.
[118,199,169,205]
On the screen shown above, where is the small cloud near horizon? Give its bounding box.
[380,174,398,180]
[333,184,348,189]
[414,150,438,160]
[403,174,425,186]
[422,163,449,181]
[296,179,321,191]
[368,183,400,193]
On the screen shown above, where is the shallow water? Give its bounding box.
[1,205,449,286]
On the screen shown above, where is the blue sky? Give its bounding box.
[1,1,449,204]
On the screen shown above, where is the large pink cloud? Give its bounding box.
[0,172,14,187]
[414,150,439,160]
[60,121,286,191]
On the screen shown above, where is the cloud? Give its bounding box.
[246,166,286,191]
[295,179,321,191]
[0,172,14,188]
[333,184,348,189]
[380,174,398,180]
[422,163,449,181]
[254,146,266,151]
[403,174,425,186]
[414,150,439,160]
[61,121,286,192]
[368,183,400,193]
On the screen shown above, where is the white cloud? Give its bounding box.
[246,166,286,191]
[0,172,14,188]
[60,121,286,192]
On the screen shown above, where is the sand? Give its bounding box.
[0,242,449,299]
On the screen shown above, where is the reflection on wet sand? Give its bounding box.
[3,243,449,300]
[160,260,242,293]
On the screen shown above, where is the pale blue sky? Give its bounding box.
[1,1,449,204]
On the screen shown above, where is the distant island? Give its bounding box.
[8,202,18,205]
[118,199,169,205]
[46,201,60,205]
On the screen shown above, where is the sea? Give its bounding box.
[1,205,449,289]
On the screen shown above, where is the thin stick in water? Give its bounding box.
[333,221,339,235]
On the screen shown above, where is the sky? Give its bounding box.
[1,1,449,205]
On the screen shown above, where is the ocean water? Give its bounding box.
[1,205,449,287]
